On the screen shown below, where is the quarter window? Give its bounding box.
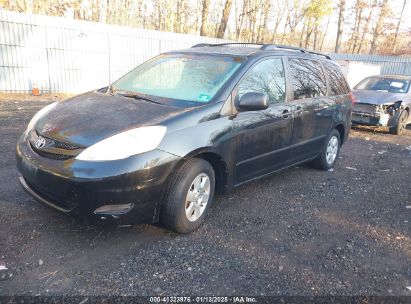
[323,62,350,95]
[238,58,286,104]
[289,58,327,100]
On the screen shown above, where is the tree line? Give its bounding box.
[2,0,410,55]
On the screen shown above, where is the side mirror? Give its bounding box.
[238,92,269,111]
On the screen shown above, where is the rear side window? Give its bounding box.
[288,58,327,100]
[238,58,286,104]
[323,62,350,95]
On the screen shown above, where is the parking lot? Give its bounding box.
[0,99,410,296]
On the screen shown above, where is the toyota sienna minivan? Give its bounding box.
[17,43,353,233]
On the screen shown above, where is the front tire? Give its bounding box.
[389,110,408,135]
[313,129,341,170]
[161,158,215,233]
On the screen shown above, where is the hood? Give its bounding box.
[352,90,405,105]
[35,92,193,147]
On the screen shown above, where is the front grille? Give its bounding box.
[353,103,377,115]
[53,140,80,150]
[30,144,74,160]
[29,130,83,160]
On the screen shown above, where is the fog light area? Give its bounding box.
[94,203,134,215]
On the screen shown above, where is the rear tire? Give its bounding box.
[161,158,215,233]
[389,110,408,135]
[312,129,341,170]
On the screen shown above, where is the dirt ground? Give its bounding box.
[0,98,410,297]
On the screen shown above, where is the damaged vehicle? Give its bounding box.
[16,43,352,233]
[352,75,411,134]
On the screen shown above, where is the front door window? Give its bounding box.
[238,58,286,104]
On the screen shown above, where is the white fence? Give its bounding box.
[0,9,228,93]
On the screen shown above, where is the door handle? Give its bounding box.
[282,109,291,119]
[295,106,304,115]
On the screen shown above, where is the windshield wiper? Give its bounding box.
[116,91,164,105]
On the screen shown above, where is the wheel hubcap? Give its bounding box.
[185,173,210,222]
[326,136,338,165]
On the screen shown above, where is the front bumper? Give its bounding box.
[16,134,181,223]
[352,103,400,127]
[351,111,390,126]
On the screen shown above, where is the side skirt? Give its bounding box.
[233,155,318,188]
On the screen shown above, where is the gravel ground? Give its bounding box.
[0,99,410,296]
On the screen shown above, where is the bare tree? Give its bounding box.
[393,0,407,53]
[335,0,346,53]
[348,0,367,53]
[369,0,390,54]
[299,19,307,47]
[304,0,332,50]
[3,0,410,55]
[256,0,270,42]
[272,0,286,41]
[280,1,291,44]
[200,0,210,36]
[216,0,233,39]
[356,0,378,54]
[319,15,331,51]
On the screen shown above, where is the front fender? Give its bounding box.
[158,115,233,160]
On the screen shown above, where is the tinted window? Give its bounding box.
[238,58,286,104]
[289,58,327,100]
[323,62,350,95]
[354,77,410,93]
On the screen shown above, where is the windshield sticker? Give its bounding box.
[390,81,404,88]
[198,94,211,102]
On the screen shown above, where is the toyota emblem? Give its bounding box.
[35,136,46,149]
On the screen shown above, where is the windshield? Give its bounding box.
[355,77,410,93]
[111,54,244,103]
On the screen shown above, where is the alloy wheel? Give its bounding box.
[326,135,339,165]
[185,173,210,222]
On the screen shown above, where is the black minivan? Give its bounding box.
[17,43,353,233]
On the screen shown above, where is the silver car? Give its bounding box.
[352,75,411,134]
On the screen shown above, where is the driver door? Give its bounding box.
[231,57,294,184]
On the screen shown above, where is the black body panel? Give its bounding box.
[36,92,194,147]
[16,46,352,223]
[17,134,180,223]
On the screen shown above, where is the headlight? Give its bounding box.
[385,100,401,108]
[76,126,167,161]
[385,101,402,114]
[25,102,57,135]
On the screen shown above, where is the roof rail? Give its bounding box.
[191,43,331,59]
[192,42,265,48]
[262,44,331,59]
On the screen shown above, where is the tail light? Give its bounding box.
[349,92,357,105]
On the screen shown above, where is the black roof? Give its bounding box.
[167,43,332,60]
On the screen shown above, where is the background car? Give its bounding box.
[351,75,411,134]
[17,43,352,233]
